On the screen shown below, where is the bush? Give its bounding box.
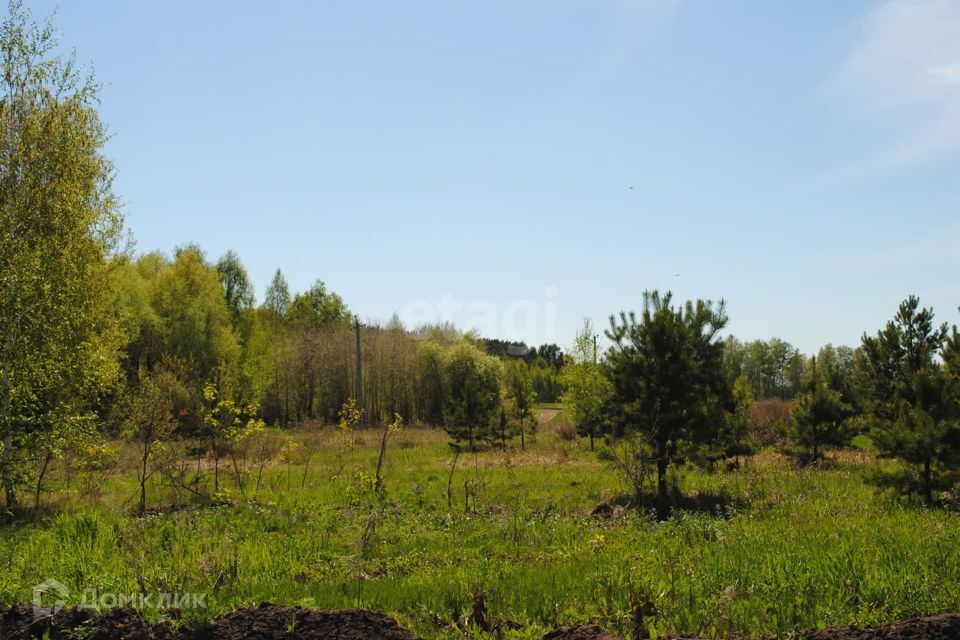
[749,399,794,446]
[554,420,577,441]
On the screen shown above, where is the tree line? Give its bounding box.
[560,294,960,517]
[0,4,573,511]
[2,3,958,517]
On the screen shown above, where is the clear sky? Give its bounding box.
[29,0,960,353]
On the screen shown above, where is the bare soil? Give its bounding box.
[540,614,960,639]
[783,613,960,640]
[540,623,619,639]
[209,603,421,640]
[0,603,420,640]
[1,603,958,640]
[536,409,561,425]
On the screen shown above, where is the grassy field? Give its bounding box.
[1,413,959,639]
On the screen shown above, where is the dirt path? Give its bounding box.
[536,408,560,425]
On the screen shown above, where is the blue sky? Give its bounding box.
[31,0,960,353]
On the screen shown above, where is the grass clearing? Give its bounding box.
[1,416,958,639]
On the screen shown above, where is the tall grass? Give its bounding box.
[0,425,957,639]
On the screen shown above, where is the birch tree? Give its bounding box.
[1,1,123,510]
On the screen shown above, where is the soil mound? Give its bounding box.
[3,602,959,640]
[789,613,960,640]
[591,501,615,519]
[0,604,179,639]
[0,603,419,640]
[541,623,619,640]
[210,603,420,640]
[538,614,960,640]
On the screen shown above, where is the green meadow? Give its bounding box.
[2,414,958,640]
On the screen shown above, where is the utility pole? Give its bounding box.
[354,315,364,424]
[593,334,598,365]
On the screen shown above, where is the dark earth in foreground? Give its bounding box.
[1,603,958,639]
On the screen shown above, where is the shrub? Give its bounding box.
[748,399,794,446]
[554,420,577,442]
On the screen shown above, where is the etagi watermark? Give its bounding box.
[399,286,560,344]
[32,579,205,616]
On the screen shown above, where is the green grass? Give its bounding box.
[533,402,564,410]
[0,421,958,639]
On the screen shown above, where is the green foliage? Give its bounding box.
[252,270,355,425]
[476,339,564,404]
[860,296,946,418]
[264,268,291,319]
[124,361,190,513]
[814,344,861,413]
[536,343,564,370]
[416,341,446,426]
[374,412,403,493]
[216,250,255,324]
[338,397,362,431]
[944,320,960,377]
[606,291,729,518]
[504,359,536,449]
[790,382,845,463]
[527,358,563,403]
[152,246,240,383]
[441,340,502,451]
[560,319,614,450]
[724,336,806,400]
[711,374,755,463]
[860,296,960,503]
[115,247,240,395]
[288,280,350,329]
[0,0,124,507]
[6,12,960,638]
[201,382,265,495]
[3,429,960,639]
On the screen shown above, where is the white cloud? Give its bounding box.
[927,63,960,85]
[830,0,960,173]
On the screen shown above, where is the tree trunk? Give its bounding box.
[139,441,151,515]
[34,450,52,510]
[446,451,460,509]
[656,457,669,520]
[1,328,15,510]
[255,465,265,499]
[2,95,20,513]
[283,372,290,426]
[233,452,246,497]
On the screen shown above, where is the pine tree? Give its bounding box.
[505,360,536,450]
[861,296,959,503]
[790,380,844,463]
[606,291,728,519]
[713,374,754,464]
[441,340,502,452]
